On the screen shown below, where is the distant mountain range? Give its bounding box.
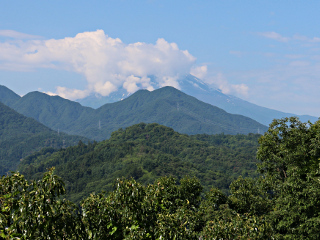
[76,75,318,126]
[0,85,267,141]
[0,101,88,175]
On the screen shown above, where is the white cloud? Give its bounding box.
[0,30,196,99]
[190,65,207,79]
[159,76,181,89]
[258,32,289,42]
[47,87,90,100]
[123,75,141,93]
[231,84,249,97]
[204,72,249,97]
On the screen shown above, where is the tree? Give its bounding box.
[81,176,203,239]
[257,117,320,239]
[0,168,81,239]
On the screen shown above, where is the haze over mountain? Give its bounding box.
[76,75,318,126]
[0,85,267,141]
[0,102,88,175]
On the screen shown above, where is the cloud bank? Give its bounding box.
[0,30,250,100]
[0,30,201,99]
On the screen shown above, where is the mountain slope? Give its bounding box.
[179,75,318,126]
[5,86,267,141]
[0,85,21,107]
[0,102,88,175]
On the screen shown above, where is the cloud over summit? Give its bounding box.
[0,30,197,99]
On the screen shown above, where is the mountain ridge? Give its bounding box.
[0,85,267,141]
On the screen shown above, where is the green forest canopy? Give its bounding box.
[18,123,261,202]
[2,117,320,239]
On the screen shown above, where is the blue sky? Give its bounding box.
[0,0,320,116]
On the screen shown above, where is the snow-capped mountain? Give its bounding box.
[76,75,318,126]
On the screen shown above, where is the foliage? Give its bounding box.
[257,117,320,239]
[80,176,203,239]
[0,171,273,239]
[199,178,274,239]
[0,168,81,239]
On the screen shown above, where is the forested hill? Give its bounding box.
[12,91,95,132]
[0,102,88,175]
[4,86,267,141]
[18,123,261,203]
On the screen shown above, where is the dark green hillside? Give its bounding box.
[90,87,266,138]
[18,123,261,203]
[0,85,21,107]
[5,86,267,141]
[0,102,88,175]
[74,87,268,139]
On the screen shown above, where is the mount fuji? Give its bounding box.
[76,75,318,126]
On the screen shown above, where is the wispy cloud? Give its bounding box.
[285,54,305,59]
[228,60,320,115]
[0,30,42,39]
[258,31,289,42]
[293,34,320,43]
[204,72,249,97]
[257,32,320,46]
[218,31,320,115]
